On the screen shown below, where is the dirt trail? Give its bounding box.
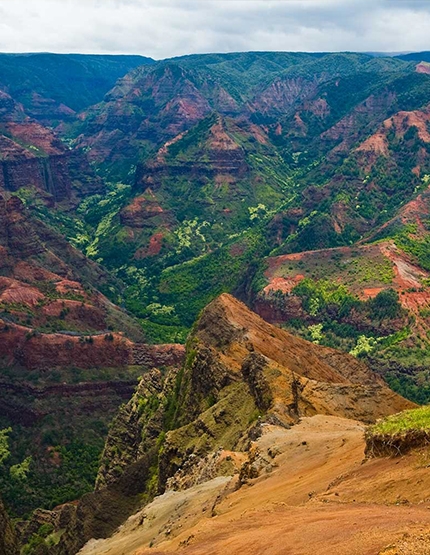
[79,415,430,555]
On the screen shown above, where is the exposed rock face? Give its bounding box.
[0,325,132,370]
[132,343,185,368]
[321,92,397,147]
[50,368,180,555]
[0,195,44,256]
[156,295,413,492]
[119,193,173,229]
[0,321,185,371]
[138,116,248,182]
[0,498,18,555]
[0,140,103,203]
[252,77,319,115]
[51,293,413,555]
[95,368,175,490]
[165,293,412,443]
[0,115,104,202]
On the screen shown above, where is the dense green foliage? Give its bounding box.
[0,365,142,516]
[385,372,430,405]
[0,420,105,517]
[276,280,408,355]
[395,224,430,271]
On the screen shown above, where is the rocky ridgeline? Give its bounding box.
[42,294,412,555]
[0,321,185,371]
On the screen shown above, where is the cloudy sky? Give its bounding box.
[0,0,429,59]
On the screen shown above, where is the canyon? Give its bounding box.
[1,50,430,554]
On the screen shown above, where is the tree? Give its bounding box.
[0,428,11,466]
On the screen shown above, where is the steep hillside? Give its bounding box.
[0,53,155,206]
[254,179,430,404]
[36,294,412,555]
[0,120,104,203]
[74,52,411,178]
[79,414,430,555]
[0,194,185,516]
[0,87,103,204]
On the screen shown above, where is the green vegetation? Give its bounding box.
[395,223,430,271]
[0,422,106,517]
[0,428,11,465]
[0,366,142,516]
[268,278,409,358]
[3,50,430,519]
[385,372,430,405]
[21,523,62,555]
[369,406,430,436]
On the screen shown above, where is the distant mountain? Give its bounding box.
[64,52,429,326]
[0,53,154,121]
[396,51,430,63]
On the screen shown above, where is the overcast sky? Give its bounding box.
[0,0,429,59]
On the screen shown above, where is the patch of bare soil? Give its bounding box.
[385,109,430,143]
[79,415,430,555]
[416,62,430,75]
[263,274,305,294]
[356,131,389,156]
[0,277,45,305]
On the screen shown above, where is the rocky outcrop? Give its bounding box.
[119,194,173,228]
[0,118,104,202]
[50,368,179,555]
[0,498,18,555]
[0,325,132,370]
[46,293,413,555]
[158,293,414,474]
[136,117,249,194]
[132,343,185,368]
[0,141,103,203]
[95,369,174,490]
[155,295,413,493]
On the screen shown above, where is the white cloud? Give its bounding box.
[0,0,428,58]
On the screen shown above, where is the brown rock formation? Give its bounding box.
[47,293,413,555]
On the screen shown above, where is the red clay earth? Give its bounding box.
[80,416,430,555]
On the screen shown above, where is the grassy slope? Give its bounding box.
[369,405,430,435]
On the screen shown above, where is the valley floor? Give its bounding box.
[79,415,430,555]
